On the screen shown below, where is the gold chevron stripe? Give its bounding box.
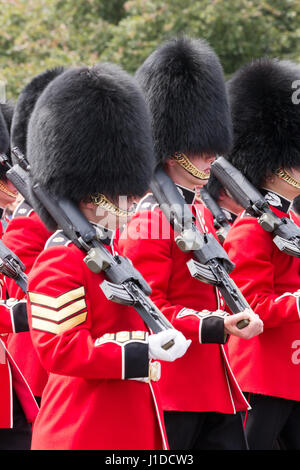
[28,286,85,309]
[32,311,87,335]
[31,298,87,322]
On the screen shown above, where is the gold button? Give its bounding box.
[149,361,161,382]
[132,331,146,341]
[116,331,130,343]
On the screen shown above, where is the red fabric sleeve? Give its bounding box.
[2,215,52,299]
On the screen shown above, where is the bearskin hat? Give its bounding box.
[0,105,10,155]
[27,63,155,229]
[11,67,65,157]
[135,36,233,166]
[226,58,300,188]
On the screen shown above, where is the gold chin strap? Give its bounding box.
[0,180,17,198]
[172,152,210,180]
[275,168,300,189]
[90,193,135,217]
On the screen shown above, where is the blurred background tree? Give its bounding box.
[1,0,299,100]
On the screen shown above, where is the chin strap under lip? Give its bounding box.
[275,168,300,190]
[89,193,135,217]
[172,152,210,180]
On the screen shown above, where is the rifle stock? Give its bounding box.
[32,183,175,344]
[0,239,27,293]
[200,187,231,243]
[150,167,252,329]
[211,157,300,257]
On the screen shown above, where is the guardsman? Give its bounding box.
[26,62,190,450]
[0,99,38,449]
[223,58,300,449]
[3,68,66,409]
[118,37,263,450]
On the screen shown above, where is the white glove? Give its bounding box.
[148,329,191,362]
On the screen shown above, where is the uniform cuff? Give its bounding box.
[8,299,29,333]
[124,340,149,379]
[95,331,150,379]
[199,310,228,344]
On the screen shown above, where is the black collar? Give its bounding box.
[175,184,196,205]
[260,188,292,214]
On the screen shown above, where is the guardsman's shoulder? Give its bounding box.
[44,230,72,250]
[12,200,34,219]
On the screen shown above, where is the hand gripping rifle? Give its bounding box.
[4,148,174,348]
[200,187,231,243]
[150,167,252,329]
[211,157,300,258]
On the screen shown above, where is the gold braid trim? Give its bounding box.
[0,180,17,198]
[275,168,300,189]
[90,193,135,217]
[172,153,210,180]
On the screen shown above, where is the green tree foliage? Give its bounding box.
[101,0,300,74]
[0,0,115,98]
[0,0,299,100]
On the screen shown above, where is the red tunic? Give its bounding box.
[27,230,168,450]
[0,278,38,428]
[2,201,52,397]
[0,337,39,428]
[118,191,249,414]
[0,211,39,428]
[224,195,300,401]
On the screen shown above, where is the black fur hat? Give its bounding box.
[0,101,14,179]
[135,36,233,165]
[227,58,300,188]
[27,63,155,229]
[11,67,65,157]
[0,105,10,155]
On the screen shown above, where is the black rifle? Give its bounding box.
[32,185,175,346]
[211,157,300,258]
[0,238,27,293]
[5,148,175,347]
[200,187,231,243]
[0,152,28,293]
[150,167,253,329]
[0,148,33,206]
